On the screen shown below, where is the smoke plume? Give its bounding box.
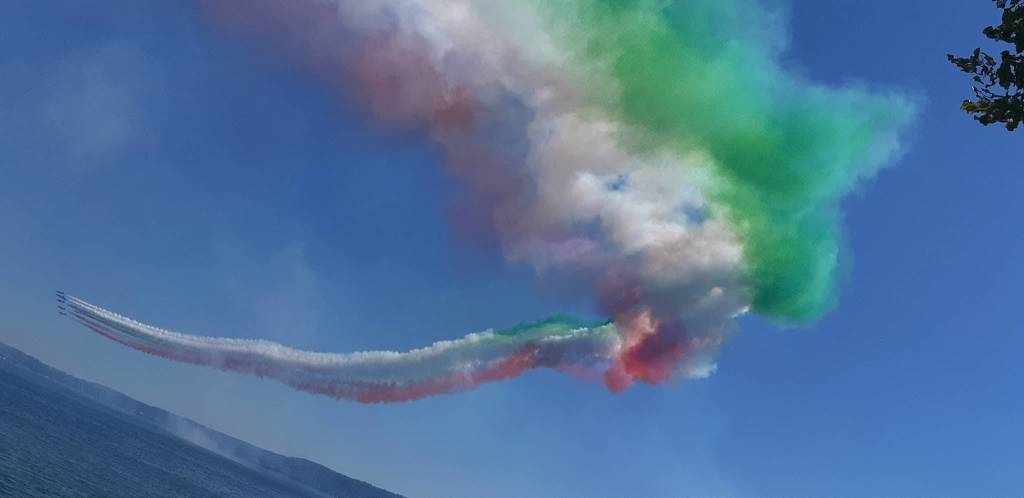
[62,0,912,401]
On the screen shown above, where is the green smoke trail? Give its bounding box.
[495,315,613,337]
[538,0,915,321]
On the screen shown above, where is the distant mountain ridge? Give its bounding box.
[0,342,403,498]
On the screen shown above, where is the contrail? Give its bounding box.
[59,293,630,403]
[61,0,913,400]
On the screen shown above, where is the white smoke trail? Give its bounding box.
[62,294,625,402]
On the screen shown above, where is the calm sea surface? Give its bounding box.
[0,365,327,497]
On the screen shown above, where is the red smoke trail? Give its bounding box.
[72,310,217,368]
[604,311,688,392]
[212,343,539,404]
[598,275,691,392]
[72,298,550,403]
[348,345,540,403]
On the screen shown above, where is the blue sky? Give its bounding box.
[1,1,1021,497]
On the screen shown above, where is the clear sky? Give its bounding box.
[1,1,1021,497]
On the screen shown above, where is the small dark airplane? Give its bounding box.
[56,291,69,316]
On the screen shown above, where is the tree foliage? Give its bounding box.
[948,0,1024,131]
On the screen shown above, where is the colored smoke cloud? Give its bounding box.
[65,0,913,401]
